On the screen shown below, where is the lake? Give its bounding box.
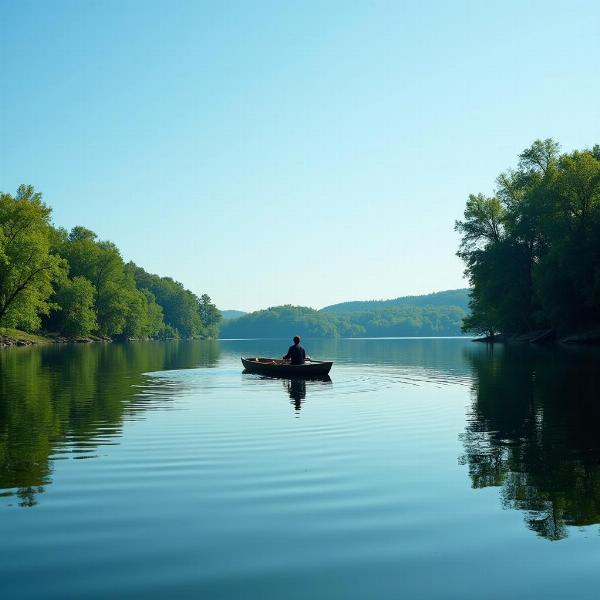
[2,338,600,599]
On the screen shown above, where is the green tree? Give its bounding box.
[57,228,140,336]
[126,263,204,337]
[199,293,222,338]
[0,187,219,339]
[0,185,66,330]
[535,149,600,328]
[456,140,600,337]
[455,193,505,253]
[53,276,98,337]
[122,288,165,338]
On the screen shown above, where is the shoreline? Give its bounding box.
[0,329,110,348]
[0,328,217,349]
[473,327,600,346]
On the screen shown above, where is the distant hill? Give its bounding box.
[220,310,247,320]
[321,288,470,314]
[220,305,338,338]
[220,289,471,338]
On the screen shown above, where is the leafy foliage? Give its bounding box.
[127,264,221,338]
[0,186,219,339]
[0,186,67,330]
[51,276,98,337]
[199,294,222,338]
[456,139,600,336]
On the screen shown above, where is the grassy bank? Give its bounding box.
[0,328,52,347]
[0,328,211,348]
[0,328,113,348]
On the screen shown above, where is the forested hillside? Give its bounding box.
[0,185,221,339]
[220,302,467,338]
[456,140,600,339]
[221,310,247,320]
[321,289,470,314]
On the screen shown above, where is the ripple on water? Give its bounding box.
[8,339,550,600]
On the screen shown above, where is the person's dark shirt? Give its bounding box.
[284,343,306,365]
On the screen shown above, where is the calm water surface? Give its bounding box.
[2,338,600,598]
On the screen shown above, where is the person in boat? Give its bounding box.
[282,336,309,365]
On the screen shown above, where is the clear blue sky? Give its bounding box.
[1,0,599,311]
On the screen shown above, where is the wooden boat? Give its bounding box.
[241,357,333,377]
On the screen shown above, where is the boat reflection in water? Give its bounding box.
[240,357,333,415]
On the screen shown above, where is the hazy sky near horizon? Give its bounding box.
[1,1,599,311]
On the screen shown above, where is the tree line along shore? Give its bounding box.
[0,185,221,347]
[456,139,600,344]
[4,137,599,350]
[219,297,469,339]
[0,186,473,348]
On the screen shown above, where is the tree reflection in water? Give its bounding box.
[460,343,600,540]
[0,340,219,507]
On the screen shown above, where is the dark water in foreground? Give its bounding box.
[2,338,600,599]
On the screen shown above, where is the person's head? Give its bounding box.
[293,336,300,345]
